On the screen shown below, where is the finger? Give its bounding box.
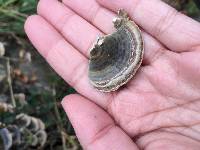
[96,0,200,52]
[24,15,111,108]
[37,0,103,58]
[62,0,115,34]
[62,0,166,65]
[62,94,139,150]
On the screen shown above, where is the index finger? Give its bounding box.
[97,0,200,52]
[24,15,111,108]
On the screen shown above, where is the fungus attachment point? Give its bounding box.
[89,9,144,92]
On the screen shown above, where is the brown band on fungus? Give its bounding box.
[88,9,144,92]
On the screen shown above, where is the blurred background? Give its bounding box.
[0,0,200,150]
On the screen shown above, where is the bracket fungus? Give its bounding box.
[89,9,144,92]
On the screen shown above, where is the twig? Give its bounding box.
[10,32,26,48]
[3,0,18,8]
[0,7,26,22]
[52,87,67,150]
[0,10,23,21]
[0,56,19,62]
[6,57,16,107]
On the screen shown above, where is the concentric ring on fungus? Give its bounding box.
[89,9,144,92]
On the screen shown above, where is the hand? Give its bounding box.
[25,0,200,149]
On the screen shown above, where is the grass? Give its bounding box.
[0,0,36,35]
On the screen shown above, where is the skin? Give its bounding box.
[24,0,200,149]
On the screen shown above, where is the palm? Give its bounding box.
[25,0,200,149]
[113,49,200,147]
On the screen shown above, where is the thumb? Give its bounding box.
[61,94,138,150]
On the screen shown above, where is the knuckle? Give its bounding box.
[45,39,64,59]
[56,12,75,34]
[90,6,101,24]
[153,8,179,37]
[86,124,116,149]
[70,60,88,88]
